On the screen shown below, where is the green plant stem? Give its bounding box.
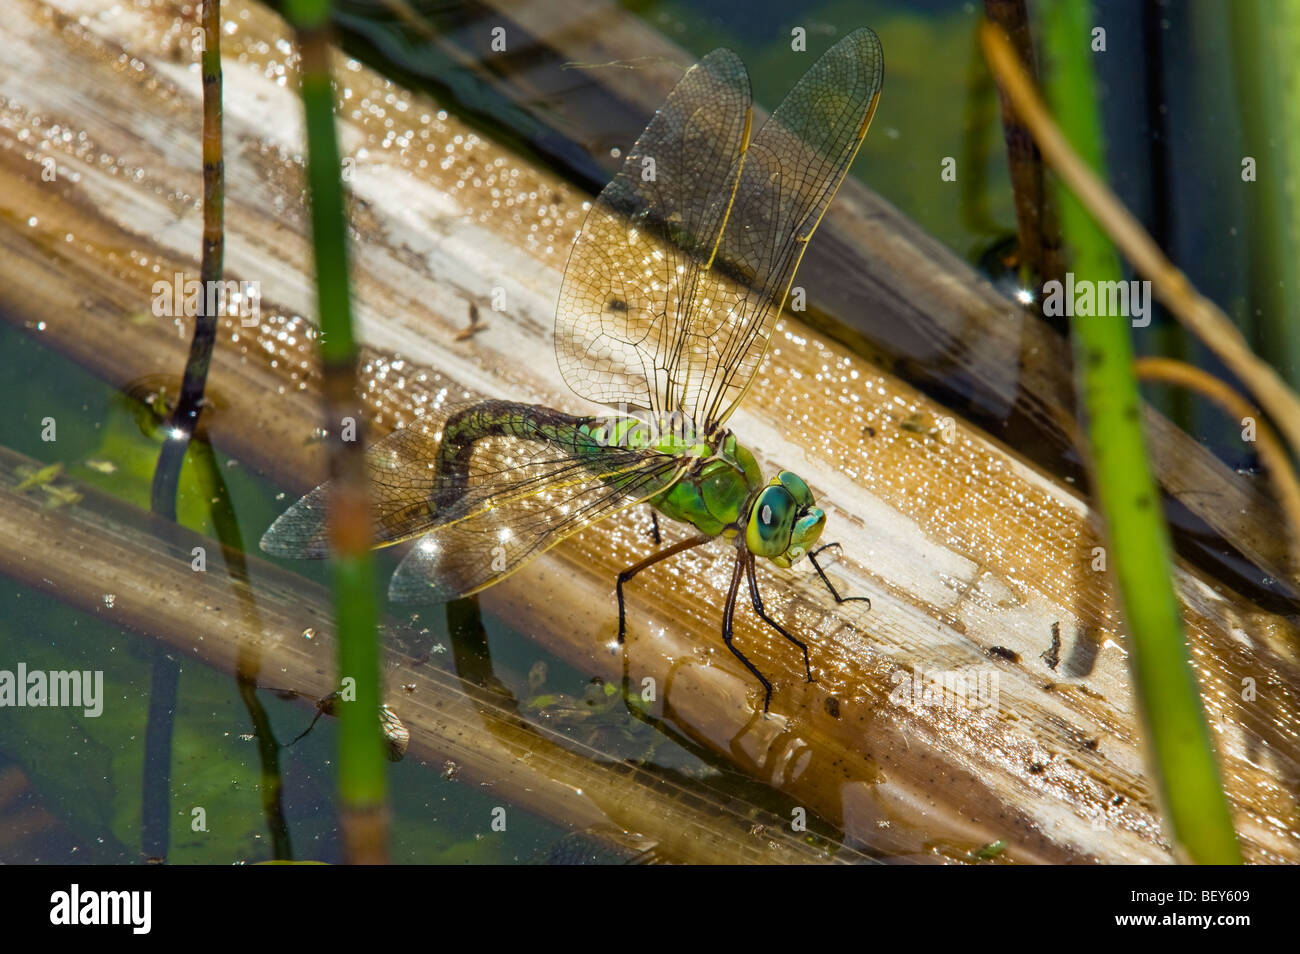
[1229,0,1300,390]
[1033,5,1240,863]
[286,0,388,864]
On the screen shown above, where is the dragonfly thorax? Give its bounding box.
[648,433,825,567]
[648,430,760,536]
[744,471,826,568]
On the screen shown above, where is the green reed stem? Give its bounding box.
[285,0,388,863]
[1037,2,1240,863]
[1228,0,1300,390]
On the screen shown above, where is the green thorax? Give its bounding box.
[649,431,762,537]
[573,414,762,537]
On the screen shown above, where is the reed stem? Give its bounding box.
[285,0,388,863]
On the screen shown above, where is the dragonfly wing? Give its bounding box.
[260,481,332,558]
[694,27,884,428]
[556,48,752,418]
[260,404,687,602]
[388,454,686,603]
[261,425,454,559]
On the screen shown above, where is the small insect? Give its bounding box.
[286,690,410,762]
[1041,621,1061,670]
[263,29,884,711]
[455,302,487,341]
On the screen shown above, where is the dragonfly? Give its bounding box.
[262,27,884,712]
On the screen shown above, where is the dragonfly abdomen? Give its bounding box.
[431,400,594,513]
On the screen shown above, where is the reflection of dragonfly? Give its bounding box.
[262,28,884,711]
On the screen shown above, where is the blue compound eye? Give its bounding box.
[746,485,796,558]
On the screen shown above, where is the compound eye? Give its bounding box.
[746,485,795,558]
[776,471,815,509]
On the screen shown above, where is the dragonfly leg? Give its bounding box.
[808,543,871,609]
[745,553,813,683]
[648,509,662,545]
[616,533,712,643]
[285,691,337,748]
[721,553,773,712]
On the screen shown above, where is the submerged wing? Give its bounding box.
[556,48,753,418]
[557,29,883,431]
[697,27,884,427]
[260,406,687,602]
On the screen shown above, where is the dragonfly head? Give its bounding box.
[745,471,826,568]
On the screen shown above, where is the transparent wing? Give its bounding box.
[260,408,687,602]
[556,30,883,431]
[261,426,462,559]
[556,48,753,417]
[387,453,686,603]
[696,27,884,427]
